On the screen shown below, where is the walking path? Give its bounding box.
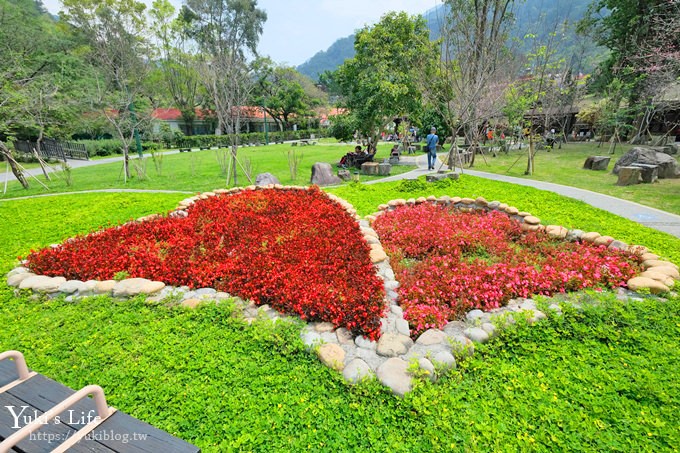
[3,149,680,238]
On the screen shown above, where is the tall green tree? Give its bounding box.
[252,57,326,131]
[335,12,438,151]
[580,0,680,141]
[62,0,155,181]
[0,0,86,188]
[150,0,203,135]
[183,0,266,185]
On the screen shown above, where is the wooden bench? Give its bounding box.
[0,351,199,453]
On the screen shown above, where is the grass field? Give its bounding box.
[1,177,679,451]
[1,141,413,198]
[453,142,680,215]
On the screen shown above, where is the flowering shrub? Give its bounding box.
[26,187,386,339]
[373,203,643,335]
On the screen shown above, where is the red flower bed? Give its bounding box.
[373,203,643,335]
[25,187,386,339]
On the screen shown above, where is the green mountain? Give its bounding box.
[297,0,601,80]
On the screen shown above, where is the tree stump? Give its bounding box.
[361,162,379,175]
[616,166,641,186]
[378,162,391,176]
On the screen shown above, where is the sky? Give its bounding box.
[41,0,440,67]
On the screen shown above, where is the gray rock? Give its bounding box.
[255,172,281,186]
[335,327,354,345]
[608,240,628,251]
[301,331,322,348]
[395,318,410,336]
[390,305,404,317]
[343,359,374,384]
[415,329,448,346]
[443,321,467,337]
[383,268,395,281]
[376,358,412,396]
[481,322,497,337]
[195,288,217,296]
[19,275,66,292]
[519,299,537,311]
[527,310,547,324]
[7,272,36,287]
[58,280,86,295]
[404,342,451,361]
[314,322,335,333]
[566,229,584,242]
[7,267,30,277]
[449,335,475,358]
[464,327,490,343]
[355,335,377,350]
[356,347,384,371]
[320,332,338,344]
[466,309,485,322]
[433,351,456,369]
[418,358,436,382]
[112,278,165,297]
[310,162,343,186]
[384,280,399,291]
[613,147,679,179]
[377,333,413,357]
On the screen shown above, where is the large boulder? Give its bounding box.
[613,147,679,178]
[255,172,280,186]
[310,162,343,186]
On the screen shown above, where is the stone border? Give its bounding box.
[5,187,679,396]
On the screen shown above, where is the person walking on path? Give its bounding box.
[426,127,439,170]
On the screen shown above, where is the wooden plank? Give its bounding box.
[0,359,19,388]
[8,375,199,452]
[95,411,200,453]
[0,392,114,453]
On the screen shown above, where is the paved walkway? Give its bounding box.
[4,149,680,238]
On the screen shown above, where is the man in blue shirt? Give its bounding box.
[426,127,439,170]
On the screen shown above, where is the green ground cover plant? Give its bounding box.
[0,142,412,198]
[1,190,678,451]
[460,142,680,215]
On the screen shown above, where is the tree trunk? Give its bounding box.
[35,130,51,181]
[0,141,29,189]
[231,145,238,186]
[525,134,535,175]
[123,148,130,181]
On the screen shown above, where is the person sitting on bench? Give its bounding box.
[340,146,365,167]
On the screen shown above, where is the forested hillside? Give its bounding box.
[298,0,602,80]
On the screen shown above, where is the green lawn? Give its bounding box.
[455,142,680,215]
[1,142,413,198]
[1,183,679,451]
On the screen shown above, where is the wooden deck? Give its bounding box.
[0,358,200,453]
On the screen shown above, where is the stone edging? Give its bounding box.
[5,187,679,396]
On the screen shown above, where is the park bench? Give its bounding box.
[0,351,200,453]
[14,139,89,162]
[346,150,376,169]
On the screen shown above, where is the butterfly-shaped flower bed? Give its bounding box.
[372,202,644,336]
[24,186,386,339]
